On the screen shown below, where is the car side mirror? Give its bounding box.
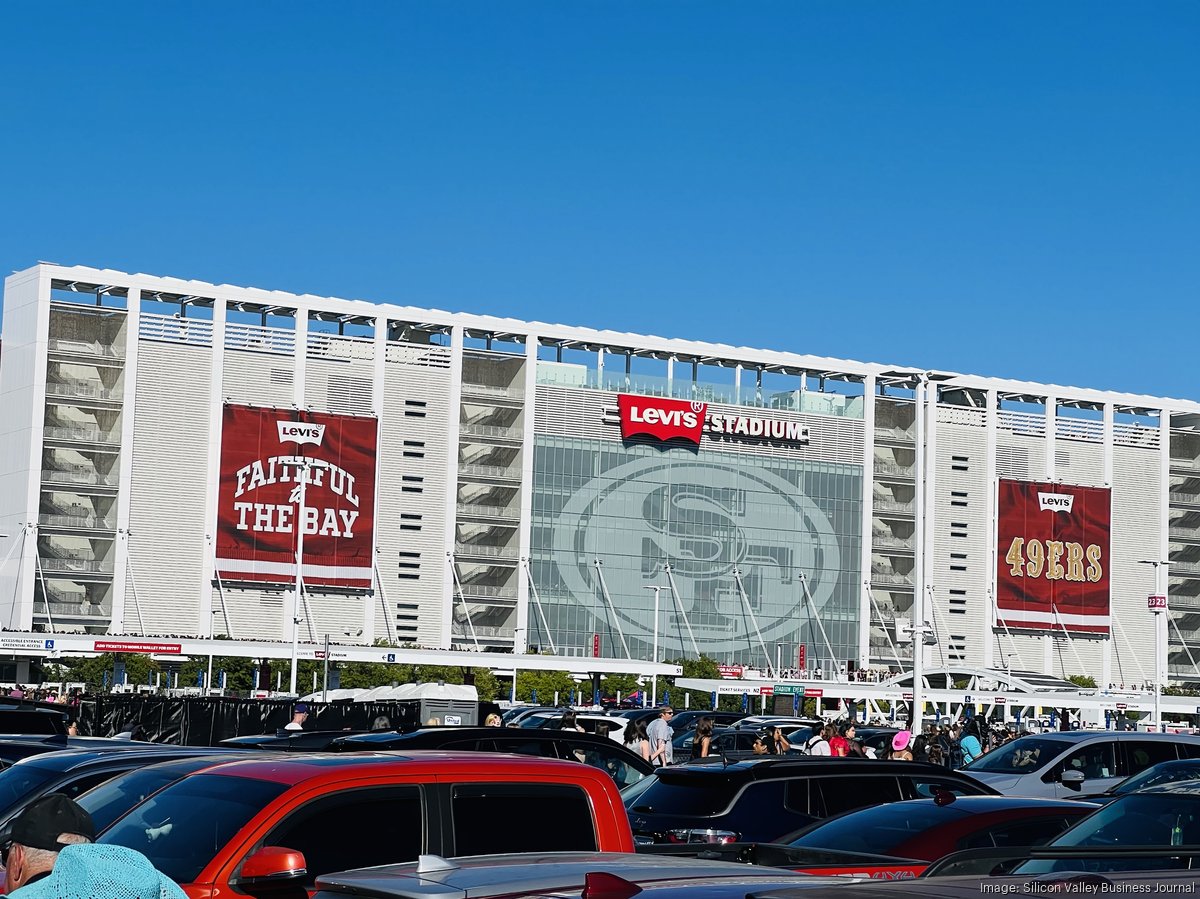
[234,846,308,889]
[1061,769,1086,787]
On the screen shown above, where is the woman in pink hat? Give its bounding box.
[891,730,914,761]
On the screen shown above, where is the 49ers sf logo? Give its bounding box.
[617,395,707,444]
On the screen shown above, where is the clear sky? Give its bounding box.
[1,3,1196,398]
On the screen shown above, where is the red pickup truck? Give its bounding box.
[97,751,634,899]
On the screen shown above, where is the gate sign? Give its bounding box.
[996,479,1111,636]
[215,404,377,589]
[1148,595,1168,611]
[717,664,744,679]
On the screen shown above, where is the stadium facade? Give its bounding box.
[2,262,1200,690]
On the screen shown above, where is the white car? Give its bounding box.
[963,731,1200,798]
[536,713,628,743]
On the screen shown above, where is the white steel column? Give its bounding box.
[1042,396,1057,675]
[199,297,228,637]
[110,287,141,634]
[1099,402,1115,688]
[440,325,465,649]
[911,374,927,725]
[923,379,939,668]
[284,303,310,643]
[734,365,742,405]
[364,315,389,646]
[1159,410,1172,688]
[983,388,999,671]
[859,375,876,668]
[514,334,538,653]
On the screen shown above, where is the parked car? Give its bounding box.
[98,752,635,895]
[504,705,568,726]
[779,795,1096,862]
[733,715,821,732]
[624,757,997,844]
[1008,782,1200,874]
[330,726,653,788]
[0,745,248,830]
[77,753,263,832]
[962,732,1200,798]
[1069,757,1200,805]
[310,851,851,899]
[221,730,369,751]
[535,713,628,742]
[668,711,746,733]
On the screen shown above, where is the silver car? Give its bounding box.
[963,731,1200,798]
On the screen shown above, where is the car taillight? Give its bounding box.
[666,828,739,844]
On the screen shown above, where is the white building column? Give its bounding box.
[440,325,465,650]
[515,334,539,654]
[199,297,228,637]
[1042,396,1058,675]
[1101,402,1114,688]
[110,287,141,633]
[858,376,876,668]
[1159,409,1172,687]
[363,315,389,646]
[983,388,999,671]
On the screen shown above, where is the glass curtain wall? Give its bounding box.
[529,435,862,668]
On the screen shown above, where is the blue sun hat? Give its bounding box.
[11,843,187,899]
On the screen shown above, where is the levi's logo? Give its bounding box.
[277,421,326,447]
[617,394,707,445]
[1038,492,1074,513]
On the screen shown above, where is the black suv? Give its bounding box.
[330,726,654,789]
[624,757,998,844]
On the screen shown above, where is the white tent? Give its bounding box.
[353,682,478,703]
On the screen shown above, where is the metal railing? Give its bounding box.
[460,382,525,401]
[451,624,513,639]
[38,513,115,530]
[1171,492,1200,507]
[872,535,915,551]
[42,424,121,444]
[45,380,122,402]
[456,583,517,599]
[459,424,523,442]
[453,543,519,560]
[1169,561,1200,577]
[42,469,119,487]
[456,503,521,521]
[873,498,915,514]
[39,558,114,574]
[870,569,915,586]
[873,462,915,478]
[47,338,124,359]
[458,464,522,481]
[874,425,916,441]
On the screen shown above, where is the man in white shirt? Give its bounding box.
[646,706,674,765]
[284,702,309,732]
[805,724,832,756]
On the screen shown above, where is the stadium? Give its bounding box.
[2,262,1199,696]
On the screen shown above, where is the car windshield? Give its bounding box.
[788,802,966,854]
[1048,794,1200,848]
[99,773,289,885]
[79,758,220,833]
[519,714,554,729]
[0,763,61,820]
[1112,763,1200,796]
[964,738,1065,773]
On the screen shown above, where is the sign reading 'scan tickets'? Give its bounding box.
[996,479,1110,635]
[617,395,707,444]
[215,404,377,589]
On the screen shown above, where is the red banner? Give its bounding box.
[996,479,1110,635]
[215,405,377,589]
[94,641,182,654]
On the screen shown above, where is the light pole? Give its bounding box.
[775,643,784,680]
[1138,559,1169,732]
[644,586,661,707]
[287,459,312,697]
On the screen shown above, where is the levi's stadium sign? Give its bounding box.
[616,394,809,446]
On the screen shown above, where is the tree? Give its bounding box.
[660,655,722,712]
[1068,675,1098,689]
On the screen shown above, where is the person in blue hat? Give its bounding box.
[10,843,187,898]
[284,702,309,732]
[2,794,94,893]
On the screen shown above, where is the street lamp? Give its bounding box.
[323,628,362,702]
[1138,559,1169,732]
[644,586,661,707]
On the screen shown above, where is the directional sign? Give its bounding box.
[995,697,1007,704]
[717,664,744,679]
[964,695,973,703]
[773,684,802,695]
[759,686,774,696]
[1116,703,1128,710]
[804,688,824,698]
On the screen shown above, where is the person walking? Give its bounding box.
[695,717,714,758]
[805,724,832,756]
[284,702,309,732]
[829,723,855,757]
[768,725,791,754]
[890,731,914,761]
[624,719,652,761]
[647,706,674,765]
[558,709,585,732]
[959,719,984,766]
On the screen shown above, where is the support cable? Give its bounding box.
[592,559,631,659]
[662,563,701,658]
[731,568,774,675]
[448,555,480,651]
[523,559,558,655]
[798,571,845,682]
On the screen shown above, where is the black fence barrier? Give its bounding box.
[77,695,427,745]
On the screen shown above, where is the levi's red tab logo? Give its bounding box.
[617,394,707,444]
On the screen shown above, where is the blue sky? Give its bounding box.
[1,3,1196,397]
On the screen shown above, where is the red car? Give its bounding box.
[97,752,634,899]
[780,795,1097,862]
